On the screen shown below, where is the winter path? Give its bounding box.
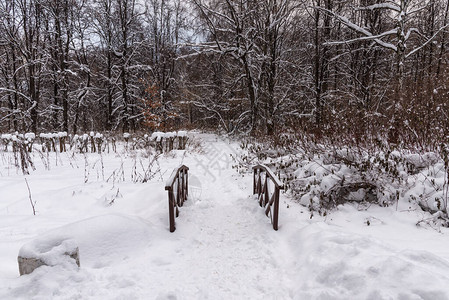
[1,133,449,299]
[152,134,295,298]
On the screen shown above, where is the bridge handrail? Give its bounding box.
[253,164,284,231]
[165,165,189,232]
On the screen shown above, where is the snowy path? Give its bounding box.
[143,135,295,298]
[1,133,449,299]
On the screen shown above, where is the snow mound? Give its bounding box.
[21,214,152,269]
[290,223,449,299]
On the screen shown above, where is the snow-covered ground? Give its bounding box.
[1,133,449,299]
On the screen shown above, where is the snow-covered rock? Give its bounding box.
[18,239,79,275]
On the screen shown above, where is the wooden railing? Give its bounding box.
[253,164,284,231]
[165,165,189,232]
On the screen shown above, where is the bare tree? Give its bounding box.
[316,0,449,143]
[191,0,297,134]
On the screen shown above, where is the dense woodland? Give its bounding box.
[1,0,449,148]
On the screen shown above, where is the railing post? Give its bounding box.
[186,169,188,198]
[253,169,256,194]
[168,189,176,232]
[176,175,180,206]
[273,187,280,231]
[180,171,183,205]
[183,169,186,203]
[264,176,269,207]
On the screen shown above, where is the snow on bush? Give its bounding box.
[25,133,36,140]
[151,131,165,141]
[177,131,187,137]
[1,131,191,154]
[234,136,449,225]
[1,133,12,140]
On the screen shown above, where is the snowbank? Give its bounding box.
[289,222,449,299]
[1,133,449,299]
[18,214,151,273]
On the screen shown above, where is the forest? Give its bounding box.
[2,2,449,297]
[1,0,449,149]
